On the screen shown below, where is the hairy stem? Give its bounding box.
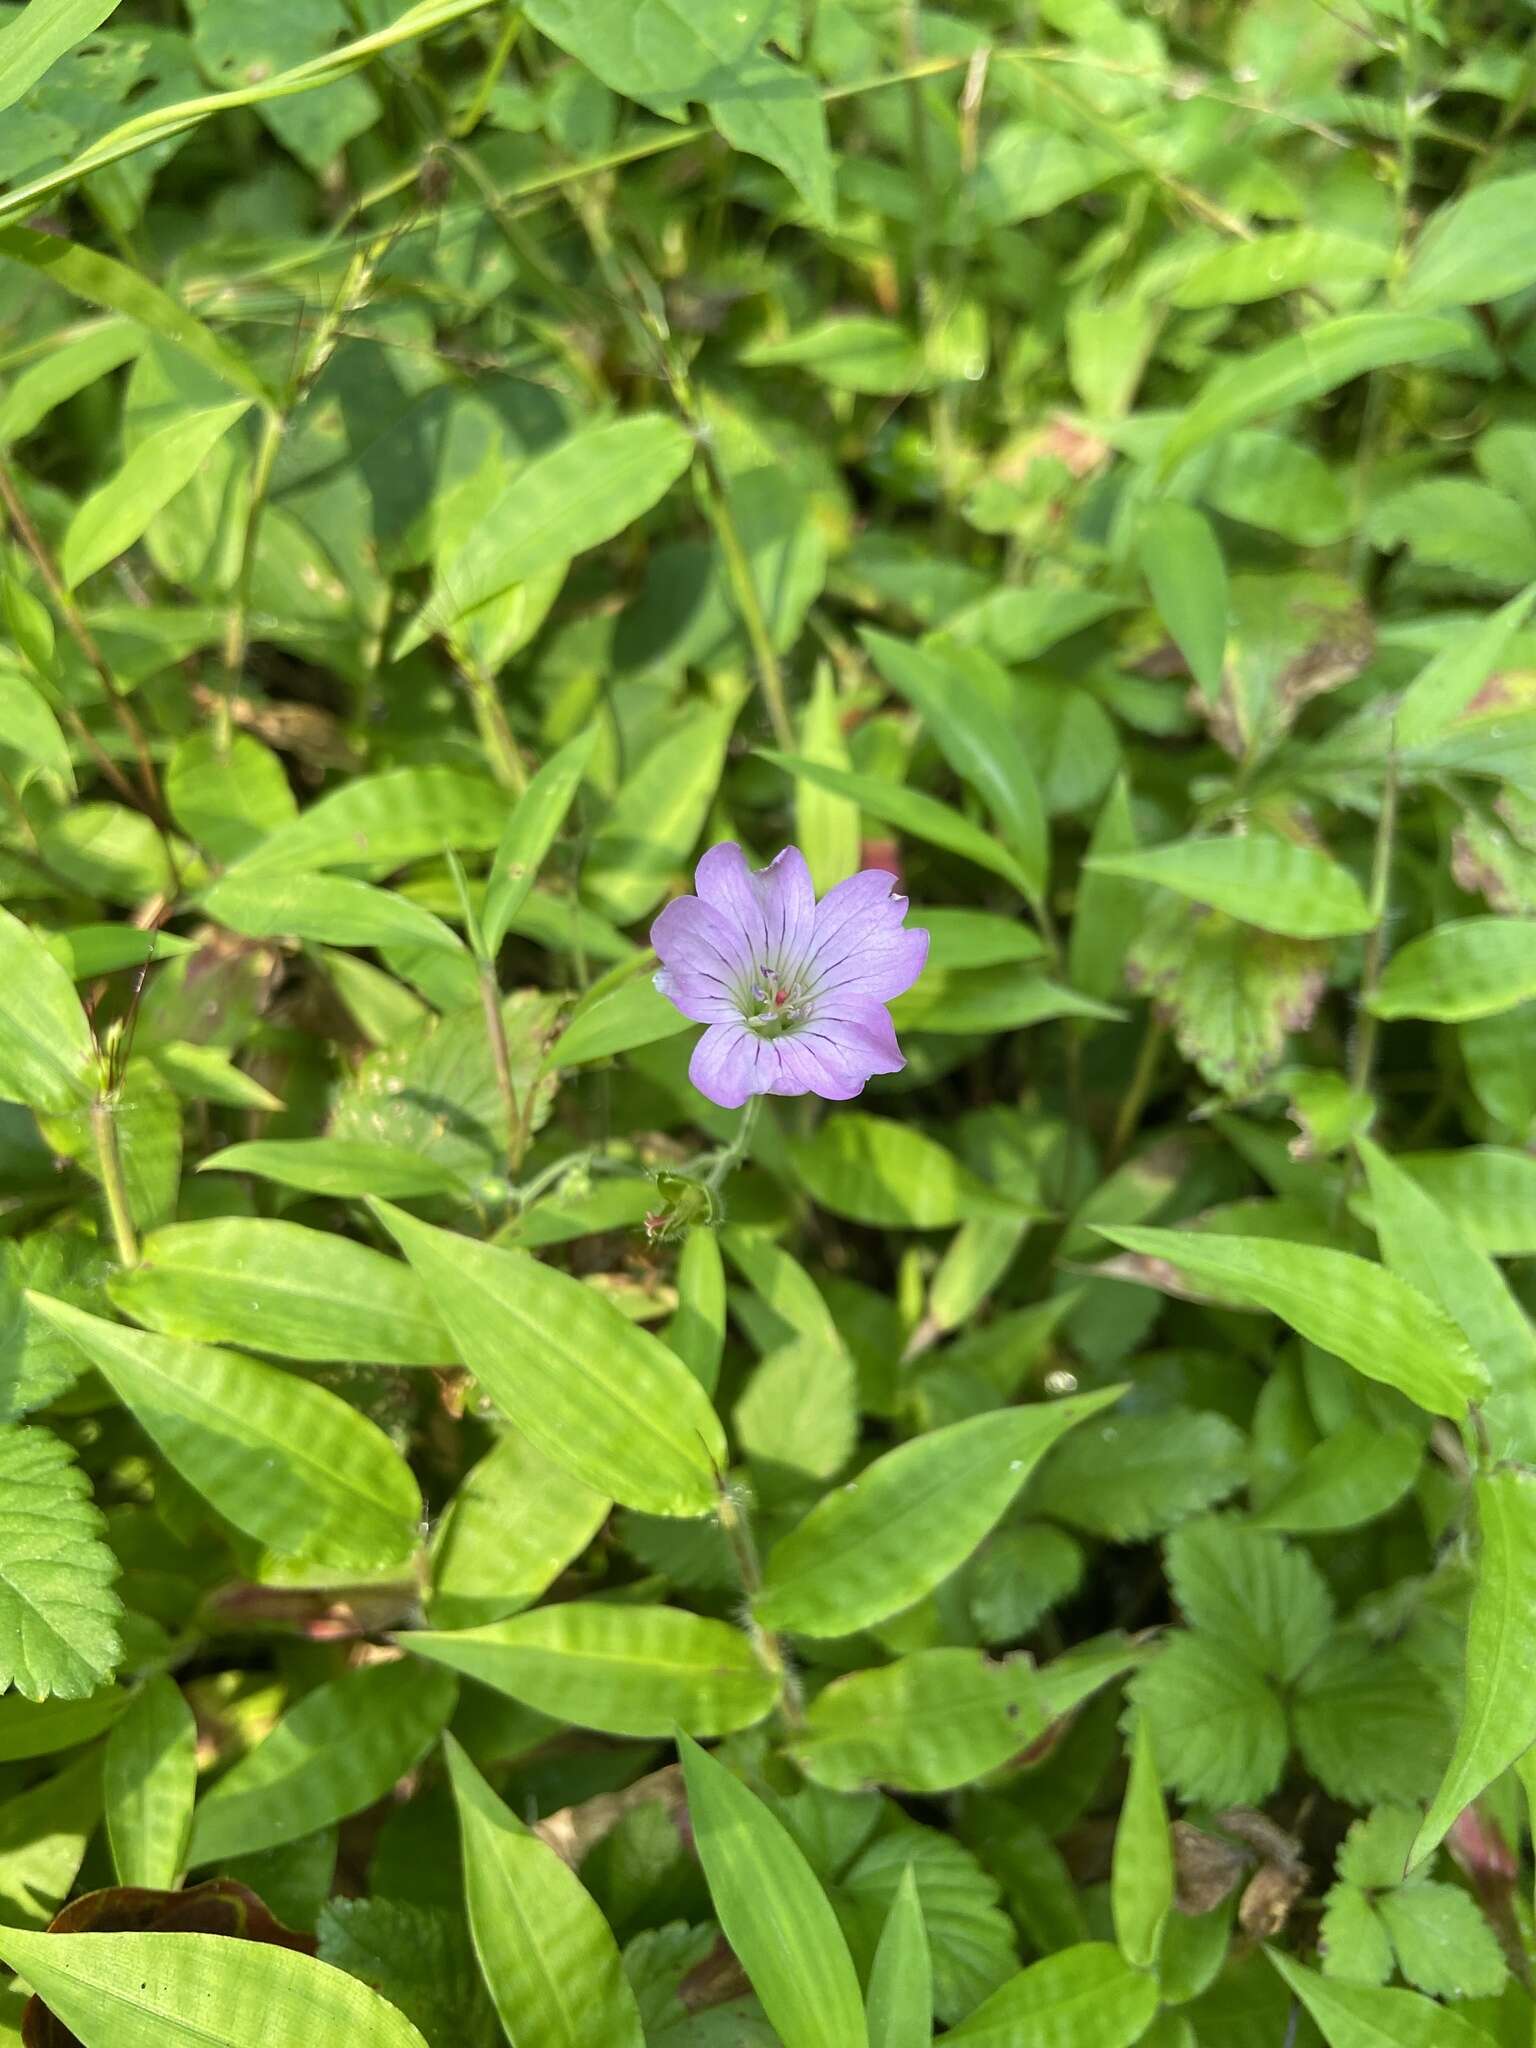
[91,1093,138,1267]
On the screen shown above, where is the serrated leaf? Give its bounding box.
[1377,1883,1507,2000]
[1293,1633,1453,1808]
[372,1201,724,1517]
[445,1734,644,2048]
[1097,1227,1487,1419]
[755,1388,1122,1639]
[0,1423,121,1703]
[679,1733,868,2048]
[401,1602,779,1738]
[1319,1884,1394,1986]
[28,1295,423,1574]
[1125,894,1327,1096]
[1129,1634,1288,1806]
[1165,1519,1333,1682]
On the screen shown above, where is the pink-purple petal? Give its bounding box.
[689,1022,762,1108]
[653,968,738,1025]
[810,922,929,1003]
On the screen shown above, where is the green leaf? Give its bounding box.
[792,1115,1023,1230]
[444,1734,644,2048]
[28,1295,423,1573]
[1268,1948,1496,2048]
[317,1898,495,2048]
[188,1659,456,1867]
[402,1601,779,1738]
[1111,1715,1172,1971]
[745,317,929,395]
[0,666,71,799]
[198,1139,470,1201]
[0,228,270,402]
[944,1942,1160,2047]
[1124,894,1327,1096]
[61,398,250,588]
[760,750,1035,897]
[0,1692,123,1762]
[109,1218,453,1366]
[1171,228,1392,309]
[1395,582,1536,747]
[1097,1227,1487,1419]
[793,1649,1042,1794]
[541,964,690,1072]
[1293,1633,1454,1808]
[1401,170,1536,311]
[1368,917,1536,1021]
[1029,1407,1247,1540]
[797,666,860,895]
[0,321,144,448]
[230,768,506,878]
[866,1865,931,2048]
[1358,1138,1536,1461]
[1158,313,1466,475]
[523,0,774,104]
[1165,1519,1333,1682]
[584,702,739,926]
[0,1748,101,1928]
[430,1428,608,1630]
[1069,775,1142,1003]
[1412,1468,1536,1868]
[1088,835,1371,938]
[0,904,97,1113]
[678,1732,868,2048]
[372,1201,725,1517]
[1376,1883,1507,2001]
[707,51,835,226]
[861,628,1047,899]
[665,1226,727,1395]
[0,1921,433,2048]
[0,1422,121,1702]
[1129,1634,1288,1806]
[104,1674,197,1890]
[202,871,463,954]
[1248,1420,1422,1533]
[0,0,121,116]
[406,414,694,651]
[1137,501,1228,697]
[1319,1883,1395,1987]
[754,1388,1122,1638]
[481,727,596,959]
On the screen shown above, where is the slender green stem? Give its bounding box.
[717,1478,802,1726]
[1107,1016,1165,1168]
[0,455,165,819]
[91,1093,138,1267]
[1348,745,1400,1101]
[220,406,285,747]
[460,651,528,793]
[705,1095,762,1195]
[697,457,796,750]
[453,4,521,137]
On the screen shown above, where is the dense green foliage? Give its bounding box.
[0,0,1535,2042]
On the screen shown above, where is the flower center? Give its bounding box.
[742,960,808,1037]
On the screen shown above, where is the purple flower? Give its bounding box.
[651,843,929,1109]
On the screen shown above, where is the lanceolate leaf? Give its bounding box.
[445,1735,643,2048]
[1411,1468,1536,1869]
[371,1201,725,1517]
[0,0,124,117]
[61,400,251,588]
[0,1923,432,2048]
[104,1675,198,1890]
[944,1943,1159,2047]
[755,1389,1123,1638]
[1368,918,1536,1021]
[28,1295,423,1572]
[108,1218,453,1366]
[0,905,97,1114]
[679,1733,868,2048]
[1096,1228,1486,1419]
[865,1866,932,2048]
[1086,836,1371,939]
[1268,1948,1495,2048]
[401,1602,780,1738]
[481,727,597,958]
